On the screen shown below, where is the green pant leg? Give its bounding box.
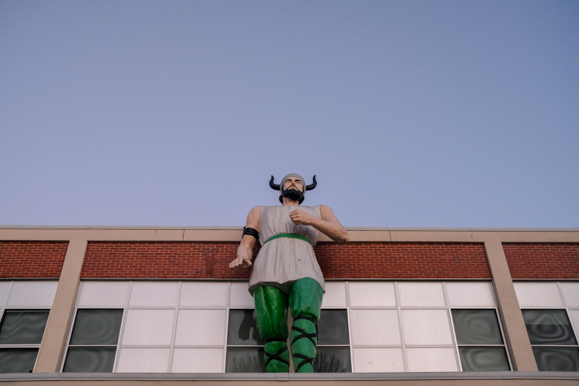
[253,285,290,372]
[289,278,324,373]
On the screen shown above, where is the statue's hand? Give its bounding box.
[229,255,252,268]
[289,209,315,226]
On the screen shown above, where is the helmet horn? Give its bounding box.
[269,175,280,191]
[306,175,317,191]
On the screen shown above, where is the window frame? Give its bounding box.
[514,281,579,372]
[224,307,353,373]
[62,308,124,372]
[0,281,57,374]
[64,281,232,373]
[521,308,579,371]
[0,309,51,373]
[65,280,511,374]
[448,307,511,371]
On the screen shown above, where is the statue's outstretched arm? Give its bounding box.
[229,206,260,268]
[289,205,348,243]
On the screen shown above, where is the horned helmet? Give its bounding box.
[269,173,317,205]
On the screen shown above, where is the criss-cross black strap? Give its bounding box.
[292,353,314,372]
[265,346,289,367]
[291,326,317,346]
[265,338,289,367]
[291,315,318,346]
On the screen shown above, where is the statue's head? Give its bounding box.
[269,173,317,205]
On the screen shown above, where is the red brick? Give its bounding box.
[0,241,68,278]
[504,243,579,279]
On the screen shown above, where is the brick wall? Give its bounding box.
[318,242,490,279]
[82,241,490,279]
[82,242,255,279]
[0,241,68,278]
[503,243,579,279]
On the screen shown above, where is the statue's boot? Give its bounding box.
[289,278,324,373]
[254,285,289,373]
[290,314,318,372]
[264,338,290,372]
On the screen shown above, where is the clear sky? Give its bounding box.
[1,1,578,228]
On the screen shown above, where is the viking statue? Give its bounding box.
[229,174,348,372]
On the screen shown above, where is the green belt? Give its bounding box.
[264,233,313,246]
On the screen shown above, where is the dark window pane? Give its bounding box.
[459,348,510,371]
[0,311,50,344]
[0,349,38,373]
[452,309,503,345]
[533,348,579,372]
[314,347,351,373]
[227,310,264,346]
[63,347,116,372]
[225,347,265,372]
[69,309,123,345]
[318,310,349,345]
[522,310,577,345]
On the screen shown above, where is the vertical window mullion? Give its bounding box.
[443,282,463,371]
[222,282,232,373]
[345,281,355,373]
[112,281,132,372]
[166,281,182,373]
[394,281,409,372]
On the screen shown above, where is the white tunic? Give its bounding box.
[248,205,325,295]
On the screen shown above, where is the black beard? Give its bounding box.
[282,188,304,202]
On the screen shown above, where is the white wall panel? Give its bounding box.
[116,348,170,372]
[349,282,396,307]
[406,348,458,372]
[0,282,11,307]
[350,310,401,346]
[402,310,453,345]
[559,283,579,308]
[7,281,57,307]
[353,348,404,372]
[129,282,179,307]
[398,282,445,307]
[446,282,496,307]
[175,310,226,346]
[514,283,564,307]
[180,282,228,307]
[77,282,129,307]
[322,282,346,308]
[121,310,174,345]
[229,283,254,308]
[172,348,224,373]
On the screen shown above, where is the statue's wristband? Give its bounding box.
[242,227,259,242]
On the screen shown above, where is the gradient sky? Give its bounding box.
[1,1,578,228]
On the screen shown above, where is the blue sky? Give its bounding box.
[1,1,577,228]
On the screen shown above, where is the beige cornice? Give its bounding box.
[0,226,577,243]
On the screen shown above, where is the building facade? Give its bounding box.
[0,226,578,385]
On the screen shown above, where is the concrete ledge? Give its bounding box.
[1,225,578,232]
[1,371,578,382]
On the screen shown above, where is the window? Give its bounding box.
[0,310,50,373]
[67,280,508,373]
[451,309,510,371]
[514,282,579,372]
[63,309,123,372]
[226,309,265,372]
[0,280,57,374]
[225,309,351,372]
[522,309,579,371]
[70,281,229,373]
[315,309,351,372]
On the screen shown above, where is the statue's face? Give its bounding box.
[282,176,304,193]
